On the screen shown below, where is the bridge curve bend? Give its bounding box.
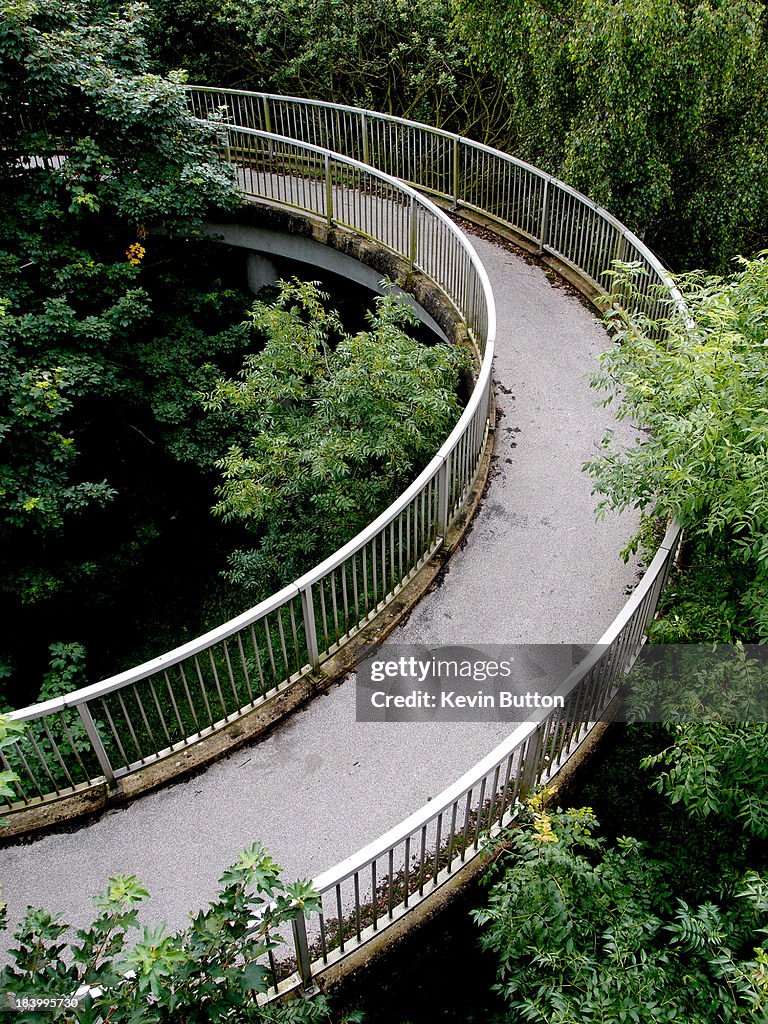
[5,117,496,817]
[4,90,683,996]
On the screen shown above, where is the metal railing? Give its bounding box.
[187,88,685,322]
[182,90,685,993]
[2,121,495,812]
[4,89,685,997]
[294,520,681,993]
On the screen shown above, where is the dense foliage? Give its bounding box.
[141,0,768,270]
[0,716,22,808]
[621,645,768,841]
[204,280,469,593]
[144,0,505,137]
[585,254,768,641]
[475,793,768,1023]
[0,0,260,698]
[453,0,768,269]
[0,1,469,704]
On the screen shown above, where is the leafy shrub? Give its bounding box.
[475,796,768,1023]
[585,255,768,642]
[0,842,330,1023]
[204,280,470,594]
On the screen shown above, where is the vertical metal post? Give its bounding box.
[538,178,550,254]
[76,703,117,787]
[653,527,681,613]
[518,723,545,799]
[483,371,494,432]
[262,95,272,134]
[361,112,370,165]
[467,273,478,338]
[325,153,333,229]
[437,458,451,541]
[409,194,418,269]
[609,232,629,303]
[291,912,315,993]
[300,585,321,670]
[452,136,460,208]
[262,96,274,162]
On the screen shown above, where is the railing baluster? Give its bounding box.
[148,680,172,747]
[335,884,345,953]
[263,615,278,681]
[100,698,129,768]
[8,101,682,995]
[193,655,214,727]
[291,912,313,992]
[164,670,186,734]
[43,718,75,788]
[249,624,267,695]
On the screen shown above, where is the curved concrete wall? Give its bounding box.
[205,220,450,340]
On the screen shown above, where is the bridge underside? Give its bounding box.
[206,219,450,341]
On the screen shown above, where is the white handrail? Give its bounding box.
[4,119,495,801]
[5,91,685,997]
[177,90,686,993]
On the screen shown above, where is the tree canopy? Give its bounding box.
[0,0,260,699]
[0,0,241,595]
[144,0,504,133]
[453,0,768,269]
[204,280,469,593]
[475,794,768,1024]
[0,0,472,704]
[139,0,768,269]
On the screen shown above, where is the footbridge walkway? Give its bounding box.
[1,92,682,994]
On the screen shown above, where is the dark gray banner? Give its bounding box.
[356,644,593,722]
[355,644,768,723]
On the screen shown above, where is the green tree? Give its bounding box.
[144,0,506,135]
[0,0,264,699]
[1,1,477,707]
[644,720,768,840]
[454,0,768,269]
[204,280,470,594]
[0,0,240,596]
[618,643,768,843]
[475,796,768,1023]
[621,644,768,839]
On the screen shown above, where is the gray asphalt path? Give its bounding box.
[0,232,638,951]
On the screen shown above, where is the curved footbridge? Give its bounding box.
[1,93,682,993]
